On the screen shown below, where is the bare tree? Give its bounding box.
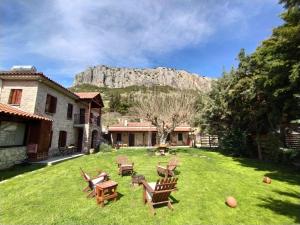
[132,91,196,145]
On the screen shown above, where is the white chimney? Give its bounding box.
[124,119,128,127]
[11,65,37,72]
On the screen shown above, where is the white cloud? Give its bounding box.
[0,0,280,76]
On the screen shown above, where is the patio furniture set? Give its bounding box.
[80,156,180,215]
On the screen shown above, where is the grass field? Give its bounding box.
[0,148,299,224]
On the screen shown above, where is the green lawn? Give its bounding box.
[0,148,299,224]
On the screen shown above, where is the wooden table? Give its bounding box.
[131,174,145,186]
[119,164,134,176]
[95,181,118,207]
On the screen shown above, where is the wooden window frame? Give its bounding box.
[45,94,57,114]
[67,103,73,120]
[8,89,22,105]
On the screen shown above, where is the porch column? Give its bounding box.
[98,107,101,128]
[88,101,91,124]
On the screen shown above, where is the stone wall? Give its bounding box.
[35,82,102,155]
[35,82,80,156]
[0,78,103,157]
[0,80,39,113]
[0,146,27,170]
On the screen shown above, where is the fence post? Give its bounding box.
[209,135,211,148]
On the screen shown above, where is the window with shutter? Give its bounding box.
[58,131,67,148]
[45,94,57,113]
[8,89,22,105]
[67,104,73,119]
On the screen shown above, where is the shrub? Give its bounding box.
[98,143,112,152]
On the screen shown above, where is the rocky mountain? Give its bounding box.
[73,65,212,92]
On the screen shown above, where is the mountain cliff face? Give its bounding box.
[73,65,212,92]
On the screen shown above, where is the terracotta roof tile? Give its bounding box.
[75,92,100,99]
[0,71,79,99]
[0,103,52,121]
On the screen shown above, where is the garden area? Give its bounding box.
[0,148,299,224]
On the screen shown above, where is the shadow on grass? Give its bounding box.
[202,147,300,186]
[169,195,180,204]
[116,192,124,201]
[0,163,46,182]
[258,197,300,223]
[232,157,300,185]
[272,190,300,199]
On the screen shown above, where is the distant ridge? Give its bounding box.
[73,65,212,92]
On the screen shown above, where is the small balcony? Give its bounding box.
[74,113,100,126]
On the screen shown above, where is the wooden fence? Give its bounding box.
[285,133,300,150]
[197,134,219,148]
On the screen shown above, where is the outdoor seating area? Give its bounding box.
[84,155,178,212]
[1,148,300,224]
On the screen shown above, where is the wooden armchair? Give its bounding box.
[116,156,134,176]
[80,168,109,198]
[142,178,178,215]
[157,157,179,177]
[116,155,129,167]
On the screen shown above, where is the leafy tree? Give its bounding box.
[199,0,300,162]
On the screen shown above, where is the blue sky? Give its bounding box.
[0,0,283,87]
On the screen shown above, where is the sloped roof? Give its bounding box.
[108,122,191,132]
[75,92,100,99]
[0,103,52,121]
[0,70,79,99]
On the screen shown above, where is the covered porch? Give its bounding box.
[0,103,52,169]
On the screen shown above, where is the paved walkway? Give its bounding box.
[31,153,84,166]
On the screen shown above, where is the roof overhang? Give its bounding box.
[0,103,52,121]
[0,72,79,100]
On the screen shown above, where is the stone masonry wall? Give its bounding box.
[35,82,102,155]
[35,82,81,156]
[0,80,39,113]
[0,146,27,170]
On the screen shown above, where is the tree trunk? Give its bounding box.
[159,132,168,145]
[256,134,263,161]
[157,130,169,145]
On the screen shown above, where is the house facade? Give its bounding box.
[108,121,191,147]
[0,66,103,167]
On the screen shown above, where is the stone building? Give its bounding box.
[0,66,103,169]
[108,121,191,147]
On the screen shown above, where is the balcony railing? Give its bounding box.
[74,113,100,126]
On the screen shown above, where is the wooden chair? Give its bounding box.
[142,178,178,215]
[80,168,109,198]
[116,155,129,167]
[157,157,179,177]
[116,156,134,176]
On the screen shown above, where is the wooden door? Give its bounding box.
[77,128,83,152]
[151,133,156,146]
[129,133,135,146]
